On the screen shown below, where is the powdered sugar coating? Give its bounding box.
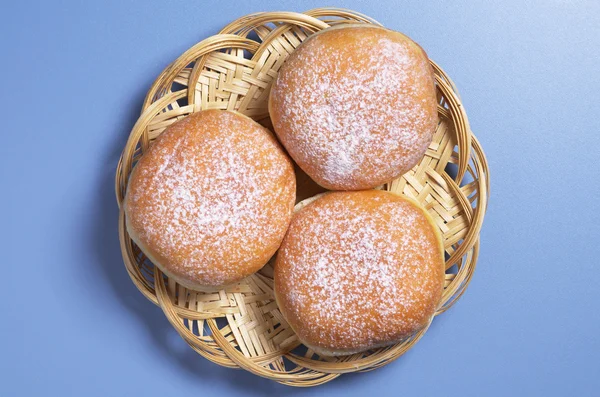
[125,110,296,288]
[274,190,444,354]
[269,25,438,190]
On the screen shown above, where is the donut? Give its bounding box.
[269,24,438,190]
[274,190,445,355]
[124,110,296,290]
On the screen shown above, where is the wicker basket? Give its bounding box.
[115,8,489,387]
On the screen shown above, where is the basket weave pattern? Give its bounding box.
[115,8,489,386]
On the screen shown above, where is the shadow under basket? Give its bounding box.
[115,8,490,387]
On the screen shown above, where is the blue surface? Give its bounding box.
[1,1,599,395]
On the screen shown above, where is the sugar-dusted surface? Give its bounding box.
[269,25,438,190]
[125,110,296,287]
[275,190,444,353]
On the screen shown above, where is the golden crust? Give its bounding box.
[124,110,296,289]
[269,25,438,190]
[274,190,444,355]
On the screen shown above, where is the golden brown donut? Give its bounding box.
[124,110,296,290]
[269,25,438,190]
[274,190,444,355]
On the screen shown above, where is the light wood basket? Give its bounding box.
[115,8,489,387]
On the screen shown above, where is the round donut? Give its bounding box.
[124,110,296,290]
[269,24,438,190]
[274,190,445,355]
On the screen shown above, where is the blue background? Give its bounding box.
[2,1,599,395]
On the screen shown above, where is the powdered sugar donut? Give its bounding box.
[124,110,296,290]
[269,25,438,190]
[274,190,444,355]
